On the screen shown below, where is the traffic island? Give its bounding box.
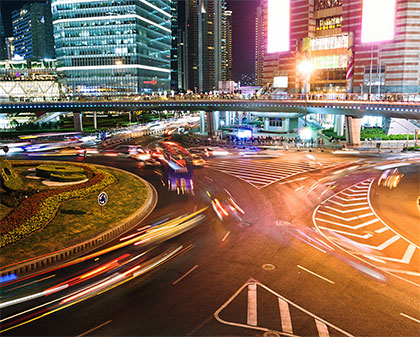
[0,160,157,277]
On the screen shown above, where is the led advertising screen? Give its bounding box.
[267,0,290,53]
[361,0,396,43]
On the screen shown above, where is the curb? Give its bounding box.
[0,165,158,278]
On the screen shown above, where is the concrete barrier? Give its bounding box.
[0,167,158,278]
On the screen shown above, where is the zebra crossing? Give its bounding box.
[205,158,341,189]
[215,280,354,337]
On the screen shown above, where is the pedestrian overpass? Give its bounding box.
[1,99,419,144]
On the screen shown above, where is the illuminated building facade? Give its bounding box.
[185,0,231,93]
[0,9,6,60]
[12,2,55,60]
[255,2,264,86]
[262,0,420,94]
[51,0,172,96]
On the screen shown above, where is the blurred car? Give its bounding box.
[208,191,245,221]
[192,154,206,167]
[378,168,403,189]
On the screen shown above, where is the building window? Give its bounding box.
[269,118,283,127]
[315,0,342,11]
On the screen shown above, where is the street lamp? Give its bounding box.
[298,60,314,126]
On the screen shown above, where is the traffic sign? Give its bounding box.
[98,191,108,206]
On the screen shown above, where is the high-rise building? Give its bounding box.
[12,2,55,60]
[255,2,264,86]
[0,8,8,60]
[262,0,420,94]
[222,9,232,81]
[185,0,231,93]
[5,38,15,60]
[171,0,187,91]
[51,0,172,96]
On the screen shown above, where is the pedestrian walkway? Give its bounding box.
[205,157,340,189]
[214,279,354,337]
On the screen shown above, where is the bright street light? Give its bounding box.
[298,60,314,126]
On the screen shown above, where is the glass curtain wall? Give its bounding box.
[51,0,171,96]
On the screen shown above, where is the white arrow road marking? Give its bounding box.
[317,211,374,221]
[328,199,369,207]
[323,206,371,214]
[366,244,416,264]
[315,320,330,337]
[319,226,373,239]
[357,235,400,251]
[278,298,293,334]
[247,283,257,326]
[316,218,379,230]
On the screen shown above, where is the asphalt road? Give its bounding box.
[1,139,419,337]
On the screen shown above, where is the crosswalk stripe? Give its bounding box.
[315,217,379,230]
[206,164,300,177]
[317,210,374,221]
[218,159,318,171]
[315,320,330,337]
[208,161,305,174]
[210,169,282,182]
[247,284,257,326]
[323,205,371,213]
[320,226,373,239]
[327,200,369,207]
[278,298,293,334]
[335,196,367,202]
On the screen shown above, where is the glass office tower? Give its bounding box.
[51,0,172,96]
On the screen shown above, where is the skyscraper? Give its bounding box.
[0,8,8,60]
[51,0,172,96]
[255,2,264,86]
[12,2,55,60]
[171,0,187,91]
[262,0,420,94]
[222,9,232,81]
[185,0,231,93]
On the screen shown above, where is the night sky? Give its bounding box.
[1,0,259,81]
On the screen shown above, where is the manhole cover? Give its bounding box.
[262,264,276,271]
[264,331,280,337]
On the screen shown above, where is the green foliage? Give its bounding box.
[36,164,85,179]
[50,173,87,182]
[0,160,23,191]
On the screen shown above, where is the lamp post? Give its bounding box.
[298,60,314,126]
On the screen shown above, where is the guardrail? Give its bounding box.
[0,167,158,278]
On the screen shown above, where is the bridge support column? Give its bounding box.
[334,115,344,137]
[206,111,214,136]
[200,111,206,134]
[213,111,220,131]
[345,116,362,146]
[238,112,243,125]
[93,111,97,130]
[263,117,269,131]
[74,111,83,132]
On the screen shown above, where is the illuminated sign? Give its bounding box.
[362,0,396,43]
[273,76,288,88]
[267,0,290,53]
[311,34,349,51]
[316,16,342,31]
[312,55,347,69]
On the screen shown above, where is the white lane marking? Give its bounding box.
[375,227,389,233]
[247,283,257,326]
[328,199,369,207]
[210,169,283,182]
[76,320,112,337]
[295,186,305,192]
[207,161,304,174]
[320,226,372,239]
[317,210,374,221]
[374,163,411,170]
[341,192,368,197]
[382,268,420,277]
[278,177,308,185]
[278,298,293,334]
[347,188,369,193]
[315,319,330,337]
[297,265,335,284]
[172,265,199,285]
[362,254,387,263]
[221,231,230,242]
[204,176,214,182]
[357,235,400,251]
[316,217,379,230]
[400,313,420,324]
[335,196,367,202]
[323,205,371,214]
[354,185,370,189]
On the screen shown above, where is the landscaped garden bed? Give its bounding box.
[0,161,149,266]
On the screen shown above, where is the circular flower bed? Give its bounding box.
[0,162,117,248]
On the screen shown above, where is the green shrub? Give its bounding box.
[50,173,87,182]
[0,160,23,191]
[36,164,85,178]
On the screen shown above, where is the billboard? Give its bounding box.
[361,0,396,43]
[267,0,290,53]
